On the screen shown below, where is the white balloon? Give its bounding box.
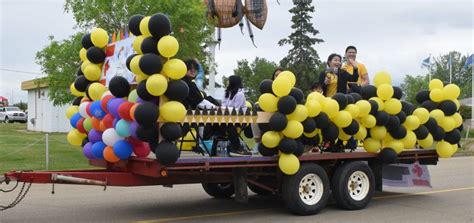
[79,102,90,118]
[103,128,123,146]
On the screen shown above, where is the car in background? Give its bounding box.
[0,107,27,123]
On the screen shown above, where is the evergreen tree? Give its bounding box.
[278,0,324,92]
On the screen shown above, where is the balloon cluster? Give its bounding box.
[67,13,190,166]
[256,71,463,175]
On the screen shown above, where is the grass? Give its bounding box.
[0,123,93,174]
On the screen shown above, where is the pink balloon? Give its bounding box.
[133,141,151,158]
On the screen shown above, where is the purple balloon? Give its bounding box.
[88,129,103,143]
[129,121,139,138]
[83,142,95,159]
[107,98,126,118]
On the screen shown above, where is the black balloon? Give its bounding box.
[314,112,330,129]
[139,53,163,75]
[289,88,304,104]
[414,125,429,139]
[322,122,339,142]
[155,141,179,165]
[258,143,277,156]
[390,126,407,139]
[148,13,172,39]
[269,112,288,131]
[302,117,316,133]
[424,117,438,131]
[439,100,457,116]
[279,138,297,154]
[81,137,89,147]
[134,102,159,127]
[431,127,446,141]
[444,129,461,144]
[258,123,270,133]
[421,100,438,112]
[332,93,348,109]
[396,111,407,123]
[361,85,377,100]
[401,101,415,115]
[345,94,354,104]
[72,96,83,106]
[376,111,390,126]
[128,14,144,36]
[350,92,362,102]
[278,96,297,115]
[368,100,379,115]
[259,79,273,94]
[379,148,397,164]
[343,120,359,135]
[109,76,130,98]
[74,75,90,92]
[86,47,106,64]
[77,67,84,76]
[126,54,137,71]
[137,80,155,101]
[294,141,305,157]
[141,37,160,55]
[136,123,159,142]
[81,33,93,49]
[160,123,182,141]
[393,86,403,99]
[165,80,189,102]
[415,90,430,104]
[386,115,401,131]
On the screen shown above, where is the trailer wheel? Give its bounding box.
[331,161,375,210]
[282,163,330,215]
[202,183,234,199]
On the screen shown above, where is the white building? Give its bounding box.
[21,79,71,133]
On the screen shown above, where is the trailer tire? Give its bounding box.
[331,161,375,210]
[248,176,274,196]
[282,163,330,215]
[202,183,234,199]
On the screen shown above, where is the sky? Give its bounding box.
[0,0,473,104]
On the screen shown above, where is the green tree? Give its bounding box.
[400,74,429,104]
[13,101,28,111]
[233,57,278,102]
[37,0,213,105]
[278,0,323,92]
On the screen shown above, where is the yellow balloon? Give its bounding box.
[272,76,292,97]
[84,63,102,81]
[79,48,87,61]
[374,71,392,87]
[262,131,282,148]
[307,92,325,103]
[384,98,402,115]
[403,115,420,131]
[430,109,445,123]
[132,35,145,54]
[402,130,417,149]
[305,99,321,117]
[139,16,151,36]
[66,106,79,119]
[67,129,85,146]
[90,28,109,48]
[442,84,460,100]
[386,140,404,154]
[160,101,186,122]
[146,74,168,96]
[418,134,433,148]
[70,83,84,97]
[87,82,107,101]
[81,60,91,73]
[258,93,278,112]
[361,115,376,128]
[344,104,360,118]
[282,120,303,139]
[452,99,460,110]
[451,113,463,127]
[278,153,300,175]
[382,133,394,146]
[355,100,371,117]
[363,138,381,153]
[429,79,443,91]
[334,110,352,128]
[287,104,308,122]
[412,108,430,124]
[304,129,319,138]
[338,129,351,141]
[157,35,179,58]
[162,59,187,80]
[429,89,444,102]
[135,74,148,82]
[130,55,146,76]
[439,117,455,132]
[245,101,253,110]
[354,125,367,140]
[321,98,340,119]
[436,141,456,158]
[369,97,384,111]
[277,71,296,87]
[377,84,394,100]
[370,126,387,140]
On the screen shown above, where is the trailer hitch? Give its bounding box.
[0,173,32,211]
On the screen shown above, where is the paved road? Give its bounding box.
[1,157,473,223]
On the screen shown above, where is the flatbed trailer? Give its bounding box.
[2,149,438,215]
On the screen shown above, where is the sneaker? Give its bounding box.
[229,149,252,157]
